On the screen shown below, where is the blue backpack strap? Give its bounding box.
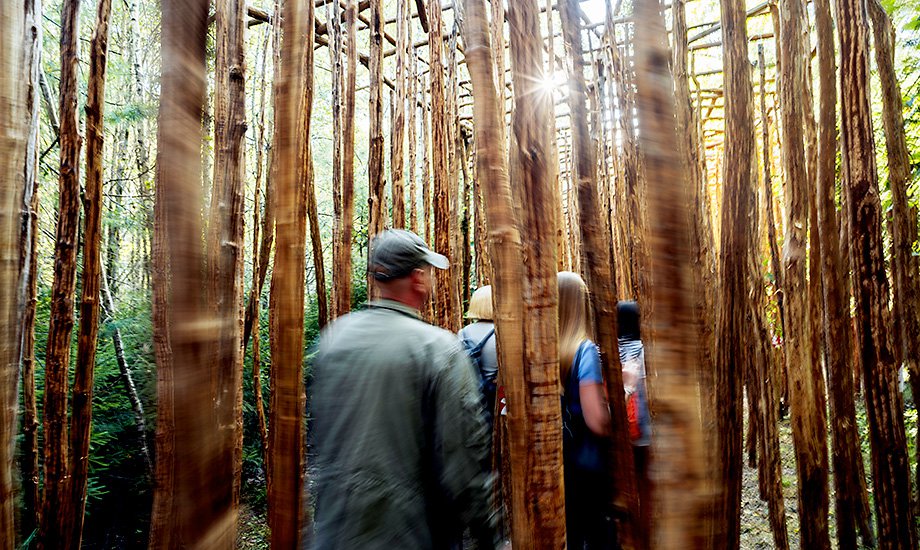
[469,328,495,356]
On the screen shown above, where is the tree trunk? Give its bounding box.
[391,0,407,229]
[70,0,114,544]
[39,1,83,545]
[461,137,472,305]
[633,0,710,546]
[837,0,918,546]
[506,0,567,546]
[711,0,756,545]
[9,0,42,540]
[777,0,831,545]
[464,0,564,545]
[208,0,247,531]
[559,2,640,547]
[868,0,920,519]
[149,0,233,546]
[333,0,357,317]
[430,0,455,329]
[812,2,874,547]
[407,22,418,234]
[267,0,310,544]
[367,0,385,247]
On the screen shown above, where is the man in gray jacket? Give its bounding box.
[311,229,497,549]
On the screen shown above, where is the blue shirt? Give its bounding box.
[562,340,606,472]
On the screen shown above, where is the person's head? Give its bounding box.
[368,229,449,310]
[557,271,591,382]
[617,300,641,341]
[466,285,493,322]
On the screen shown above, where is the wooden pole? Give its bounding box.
[71,0,114,544]
[268,0,309,543]
[39,0,83,545]
[837,0,918,545]
[367,0,386,244]
[334,0,358,317]
[634,0,709,545]
[506,0,567,545]
[391,0,408,228]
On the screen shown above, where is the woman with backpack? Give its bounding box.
[558,271,616,549]
[459,285,498,429]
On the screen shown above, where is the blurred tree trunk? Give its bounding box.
[39,1,83,545]
[633,0,709,545]
[712,0,756,546]
[461,137,472,305]
[2,0,39,541]
[506,0,567,546]
[837,0,918,546]
[448,27,463,331]
[333,0,357,317]
[149,0,233,546]
[813,1,874,546]
[868,0,920,518]
[19,182,40,542]
[71,0,114,545]
[559,2,639,546]
[407,22,418,234]
[328,0,344,320]
[208,0,247,528]
[268,0,310,544]
[777,0,831,546]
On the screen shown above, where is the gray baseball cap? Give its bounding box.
[368,229,449,281]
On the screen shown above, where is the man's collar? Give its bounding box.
[367,299,422,319]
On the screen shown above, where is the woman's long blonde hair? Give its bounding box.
[557,271,592,383]
[465,285,493,321]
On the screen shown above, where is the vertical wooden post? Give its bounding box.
[507,0,567,546]
[40,0,83,545]
[392,0,408,229]
[837,0,918,545]
[71,0,114,544]
[712,0,756,546]
[268,0,310,544]
[813,1,874,546]
[633,0,709,545]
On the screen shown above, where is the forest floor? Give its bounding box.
[238,402,888,549]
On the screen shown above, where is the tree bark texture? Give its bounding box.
[150,0,234,546]
[559,3,640,547]
[813,1,874,546]
[408,30,419,234]
[19,181,40,541]
[333,0,357,317]
[367,0,386,246]
[836,0,918,546]
[633,0,710,546]
[506,0,567,546]
[777,0,831,545]
[430,0,455,329]
[868,0,920,518]
[391,0,408,229]
[208,0,247,530]
[71,0,114,545]
[268,0,310,544]
[713,0,756,546]
[40,1,83,545]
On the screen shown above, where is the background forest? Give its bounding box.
[5,0,920,547]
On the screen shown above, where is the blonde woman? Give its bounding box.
[459,286,498,427]
[557,271,615,549]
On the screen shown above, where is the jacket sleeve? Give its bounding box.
[431,344,498,548]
